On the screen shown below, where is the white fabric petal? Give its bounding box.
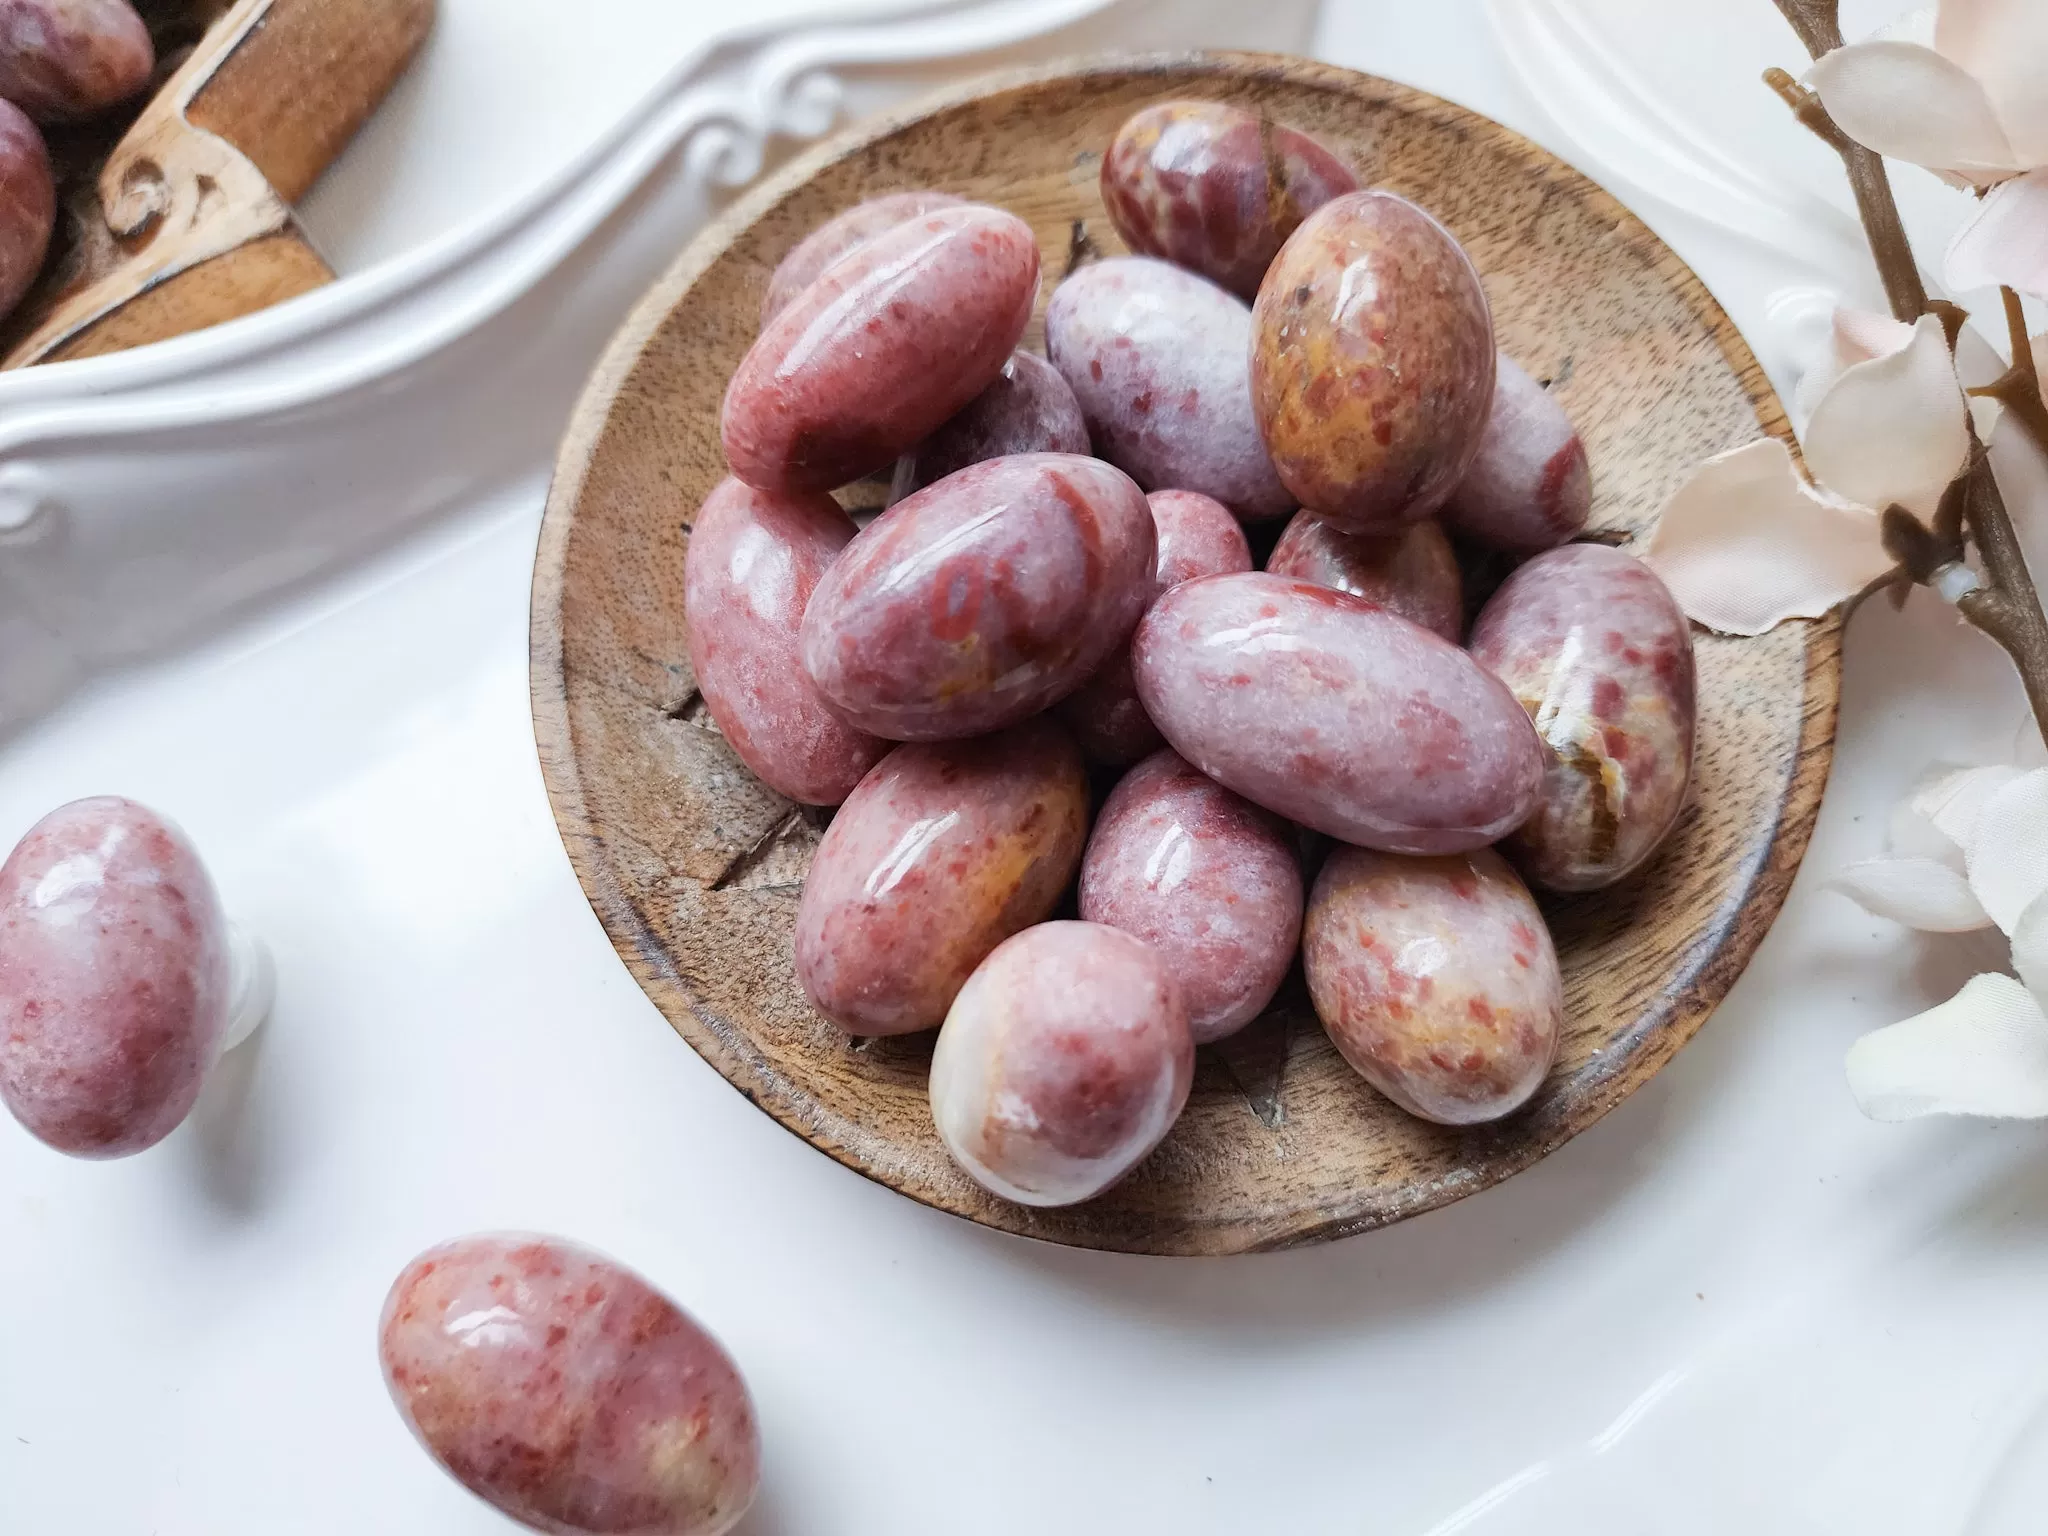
[1964,767,2048,932]
[1935,0,2048,166]
[1846,973,2048,1120]
[1642,439,1890,636]
[1877,7,1938,47]
[1888,792,1964,862]
[2011,888,2048,1004]
[1796,308,1918,422]
[1809,39,2018,180]
[1946,169,2048,298]
[1805,314,1970,517]
[1831,857,1993,930]
[1915,763,2030,848]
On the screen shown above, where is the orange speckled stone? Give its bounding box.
[1251,189,1496,534]
[1304,846,1562,1125]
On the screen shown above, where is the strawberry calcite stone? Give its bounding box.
[930,921,1192,1207]
[759,187,964,322]
[0,796,230,1158]
[1079,750,1302,1044]
[380,1234,761,1536]
[1266,512,1464,642]
[1100,99,1358,300]
[1047,256,1295,520]
[1132,573,1543,855]
[1443,352,1592,554]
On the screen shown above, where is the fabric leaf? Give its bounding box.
[1963,767,2048,933]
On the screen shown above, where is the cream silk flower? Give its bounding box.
[1806,1,2048,297]
[1643,312,1971,635]
[1842,763,2048,1119]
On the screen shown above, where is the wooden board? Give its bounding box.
[1,0,431,367]
[530,53,1842,1256]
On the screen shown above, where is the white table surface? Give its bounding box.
[6,3,2048,1532]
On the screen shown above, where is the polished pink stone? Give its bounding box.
[1079,750,1302,1044]
[1059,488,1255,766]
[930,922,1193,1207]
[759,188,965,322]
[380,1234,761,1536]
[683,476,887,806]
[1265,512,1464,643]
[1443,352,1592,554]
[722,203,1041,494]
[0,796,229,1158]
[1132,573,1544,855]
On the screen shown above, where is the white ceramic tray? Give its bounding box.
[3,2,2047,1531]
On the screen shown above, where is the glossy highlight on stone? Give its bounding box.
[801,453,1154,741]
[1251,189,1495,533]
[722,203,1040,494]
[889,349,1090,504]
[0,796,230,1158]
[1469,543,1696,891]
[1079,750,1301,1044]
[1100,99,1358,300]
[0,0,153,122]
[759,188,965,322]
[380,1234,760,1536]
[1304,845,1562,1125]
[1058,488,1254,766]
[1265,512,1463,642]
[794,720,1089,1036]
[1133,573,1544,855]
[683,477,887,806]
[1444,352,1592,554]
[930,921,1192,1207]
[1047,255,1294,520]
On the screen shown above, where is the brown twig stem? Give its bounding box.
[1770,0,2048,744]
[1968,287,2048,459]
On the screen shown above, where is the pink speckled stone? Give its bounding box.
[930,921,1192,1207]
[0,0,152,123]
[1443,353,1592,554]
[683,477,887,806]
[794,719,1089,1036]
[1100,99,1358,300]
[1265,512,1463,643]
[1059,488,1254,766]
[1469,544,1696,891]
[889,350,1090,504]
[1046,256,1294,520]
[1304,846,1562,1125]
[1132,573,1543,855]
[1079,751,1301,1044]
[722,203,1040,494]
[0,796,229,1158]
[801,453,1154,741]
[0,99,52,320]
[759,188,965,322]
[380,1234,760,1536]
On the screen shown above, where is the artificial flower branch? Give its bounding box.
[1771,0,2048,745]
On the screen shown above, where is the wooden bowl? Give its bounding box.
[531,52,1839,1256]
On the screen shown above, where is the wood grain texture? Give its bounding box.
[2,0,430,367]
[531,54,1841,1256]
